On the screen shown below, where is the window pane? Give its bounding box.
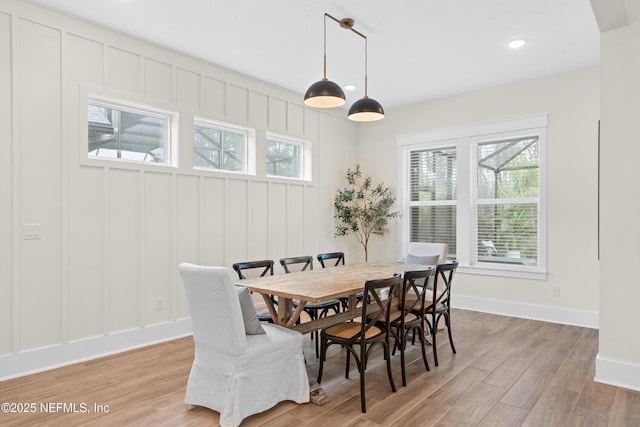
[408,146,457,260]
[477,137,539,199]
[266,140,300,178]
[193,124,245,172]
[410,147,457,202]
[88,104,167,164]
[476,136,539,266]
[477,203,538,265]
[410,205,457,258]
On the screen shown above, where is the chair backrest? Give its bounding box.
[429,261,459,309]
[407,242,448,264]
[179,263,246,354]
[232,259,274,280]
[317,252,345,268]
[400,268,435,325]
[280,256,313,274]
[355,275,401,341]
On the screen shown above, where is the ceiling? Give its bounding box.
[29,0,601,110]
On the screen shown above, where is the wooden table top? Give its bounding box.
[234,261,433,303]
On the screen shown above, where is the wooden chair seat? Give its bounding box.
[324,322,383,340]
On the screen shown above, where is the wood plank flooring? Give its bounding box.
[1,309,639,426]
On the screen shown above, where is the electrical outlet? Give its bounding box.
[552,286,560,297]
[155,297,166,311]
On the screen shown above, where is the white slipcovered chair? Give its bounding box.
[407,242,448,265]
[179,263,309,427]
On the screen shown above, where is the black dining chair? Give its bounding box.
[232,259,275,323]
[280,256,341,357]
[316,251,345,268]
[317,275,401,413]
[377,268,435,386]
[416,261,459,366]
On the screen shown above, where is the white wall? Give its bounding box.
[5,0,637,392]
[0,0,358,378]
[597,0,640,391]
[357,68,601,324]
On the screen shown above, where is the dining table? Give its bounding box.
[234,261,434,405]
[233,261,431,334]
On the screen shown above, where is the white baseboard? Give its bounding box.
[595,355,640,393]
[453,294,599,329]
[0,319,193,381]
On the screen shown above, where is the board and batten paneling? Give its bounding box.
[0,11,13,355]
[17,17,63,351]
[0,0,357,380]
[68,166,105,341]
[107,168,141,333]
[142,172,173,326]
[247,180,269,260]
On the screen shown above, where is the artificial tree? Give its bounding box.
[334,165,400,261]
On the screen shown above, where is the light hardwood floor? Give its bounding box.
[1,309,639,426]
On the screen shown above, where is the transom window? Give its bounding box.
[87,97,174,165]
[398,116,547,279]
[193,120,248,173]
[265,135,310,180]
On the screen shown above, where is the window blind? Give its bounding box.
[408,146,457,258]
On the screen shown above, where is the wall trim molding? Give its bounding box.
[0,319,192,381]
[453,294,599,329]
[595,355,640,393]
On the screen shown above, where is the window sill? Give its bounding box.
[457,263,547,280]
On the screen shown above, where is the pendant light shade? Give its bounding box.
[304,14,346,109]
[304,78,345,108]
[348,96,384,121]
[348,34,384,122]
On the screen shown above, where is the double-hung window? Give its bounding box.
[398,115,547,279]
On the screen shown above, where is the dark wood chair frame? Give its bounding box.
[417,261,458,366]
[316,252,345,268]
[280,256,341,357]
[317,275,401,413]
[232,259,275,323]
[393,269,434,385]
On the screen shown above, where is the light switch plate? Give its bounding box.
[23,224,42,240]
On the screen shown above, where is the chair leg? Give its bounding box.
[400,329,407,386]
[384,341,397,393]
[360,357,367,413]
[416,326,431,373]
[345,349,351,378]
[432,314,439,366]
[445,311,456,353]
[317,337,328,383]
[354,344,366,413]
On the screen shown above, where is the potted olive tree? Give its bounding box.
[334,165,400,261]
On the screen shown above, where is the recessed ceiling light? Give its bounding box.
[343,84,357,91]
[508,38,526,49]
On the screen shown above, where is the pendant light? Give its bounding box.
[304,14,346,108]
[348,36,384,122]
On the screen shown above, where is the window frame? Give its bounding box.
[192,118,255,175]
[265,134,311,181]
[86,95,178,168]
[397,115,547,280]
